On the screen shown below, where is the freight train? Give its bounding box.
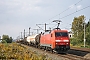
[20,27,70,53]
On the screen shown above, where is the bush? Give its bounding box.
[70,38,83,46]
[70,38,78,46]
[1,40,7,43]
[0,43,50,60]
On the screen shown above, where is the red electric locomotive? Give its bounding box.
[40,28,70,53]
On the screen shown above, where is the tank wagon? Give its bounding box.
[26,28,70,53]
[26,34,38,45]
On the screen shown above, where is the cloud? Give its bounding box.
[69,4,82,10]
[77,5,82,10]
[0,24,25,38]
[0,0,88,39]
[69,4,75,9]
[0,0,42,14]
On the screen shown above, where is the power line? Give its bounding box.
[33,29,41,34]
[60,6,90,19]
[51,24,58,29]
[50,5,90,29]
[74,0,83,5]
[47,0,83,25]
[25,0,84,33]
[48,0,83,21]
[36,23,49,32]
[51,6,90,29]
[36,24,45,31]
[32,0,83,29]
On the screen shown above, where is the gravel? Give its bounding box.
[20,44,90,60]
[20,44,70,60]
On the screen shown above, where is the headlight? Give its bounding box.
[55,40,69,42]
[55,40,61,42]
[63,40,69,42]
[66,43,69,44]
[56,43,58,44]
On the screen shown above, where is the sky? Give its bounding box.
[0,0,90,39]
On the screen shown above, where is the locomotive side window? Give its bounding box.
[51,34,52,37]
[55,32,68,37]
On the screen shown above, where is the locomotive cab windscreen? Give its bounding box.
[55,31,70,43]
[55,32,68,37]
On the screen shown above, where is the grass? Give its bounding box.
[0,43,52,60]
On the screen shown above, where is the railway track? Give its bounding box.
[46,49,89,60]
[71,47,90,53]
[18,43,90,60]
[59,54,89,60]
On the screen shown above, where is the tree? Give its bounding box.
[1,40,7,43]
[72,15,85,37]
[71,15,90,47]
[2,35,13,43]
[2,35,9,41]
[85,20,90,45]
[71,15,85,45]
[9,37,13,43]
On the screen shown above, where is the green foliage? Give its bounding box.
[85,20,90,45]
[70,38,76,46]
[71,15,90,47]
[81,45,90,48]
[70,38,83,46]
[72,15,85,38]
[2,35,13,43]
[1,40,7,43]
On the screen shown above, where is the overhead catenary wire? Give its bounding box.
[51,24,58,29]
[36,24,45,31]
[32,0,88,30]
[34,0,83,27]
[60,6,90,19]
[47,0,83,25]
[18,0,90,37]
[51,5,90,29]
[48,0,83,21]
[26,0,85,33]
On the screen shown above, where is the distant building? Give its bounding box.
[68,31,73,38]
